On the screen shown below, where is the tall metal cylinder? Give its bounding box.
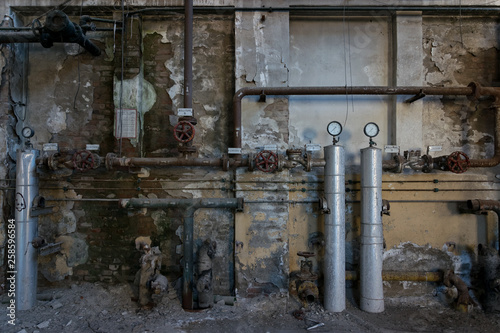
[15,149,39,310]
[323,145,345,312]
[360,146,384,313]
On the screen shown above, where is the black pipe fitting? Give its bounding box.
[40,10,101,56]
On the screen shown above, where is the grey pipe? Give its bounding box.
[360,146,384,313]
[323,145,345,312]
[121,197,243,310]
[15,149,39,310]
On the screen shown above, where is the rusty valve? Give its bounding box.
[173,121,195,143]
[73,150,95,172]
[255,150,278,173]
[446,151,470,174]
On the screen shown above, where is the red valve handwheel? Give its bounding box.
[73,150,95,172]
[255,150,278,173]
[173,121,195,143]
[446,151,470,174]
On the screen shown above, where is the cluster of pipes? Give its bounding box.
[8,1,500,313]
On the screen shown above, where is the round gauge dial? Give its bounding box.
[327,121,342,137]
[363,122,379,138]
[21,126,35,139]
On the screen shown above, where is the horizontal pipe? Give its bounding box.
[233,85,474,149]
[346,270,443,282]
[125,6,500,16]
[110,156,248,169]
[121,197,243,210]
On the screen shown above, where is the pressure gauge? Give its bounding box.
[327,121,342,137]
[21,126,35,139]
[363,122,379,138]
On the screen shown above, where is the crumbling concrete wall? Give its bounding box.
[423,16,499,163]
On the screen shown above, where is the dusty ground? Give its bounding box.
[1,281,500,333]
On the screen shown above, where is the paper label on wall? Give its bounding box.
[428,146,442,152]
[115,109,138,139]
[86,144,100,151]
[263,145,277,151]
[384,145,399,153]
[228,148,242,154]
[306,144,321,152]
[178,108,193,117]
[43,143,59,152]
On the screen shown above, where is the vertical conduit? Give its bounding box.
[360,146,384,313]
[323,145,346,312]
[184,0,193,109]
[15,149,39,310]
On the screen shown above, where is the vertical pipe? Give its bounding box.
[15,149,39,310]
[182,207,195,310]
[184,0,193,109]
[360,146,384,313]
[323,145,345,312]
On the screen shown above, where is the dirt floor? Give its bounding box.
[1,281,500,333]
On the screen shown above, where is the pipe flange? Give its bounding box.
[286,148,303,161]
[222,154,229,171]
[467,82,482,101]
[277,154,286,171]
[421,155,434,173]
[297,281,319,304]
[305,152,312,172]
[247,153,255,171]
[92,153,101,169]
[105,153,117,171]
[47,152,60,171]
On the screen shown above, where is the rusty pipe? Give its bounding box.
[233,85,474,149]
[346,270,443,282]
[107,154,249,170]
[465,199,500,253]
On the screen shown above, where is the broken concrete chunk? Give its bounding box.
[36,320,51,329]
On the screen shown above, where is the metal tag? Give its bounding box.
[86,144,100,151]
[306,144,321,152]
[43,143,59,152]
[384,145,399,154]
[178,108,193,117]
[228,148,242,154]
[427,146,442,152]
[263,144,277,151]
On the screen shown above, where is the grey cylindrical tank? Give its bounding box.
[323,145,345,312]
[15,149,39,310]
[360,146,384,313]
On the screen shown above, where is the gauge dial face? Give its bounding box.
[21,126,34,139]
[327,121,342,136]
[363,122,379,138]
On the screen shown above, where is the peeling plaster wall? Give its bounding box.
[423,17,499,161]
